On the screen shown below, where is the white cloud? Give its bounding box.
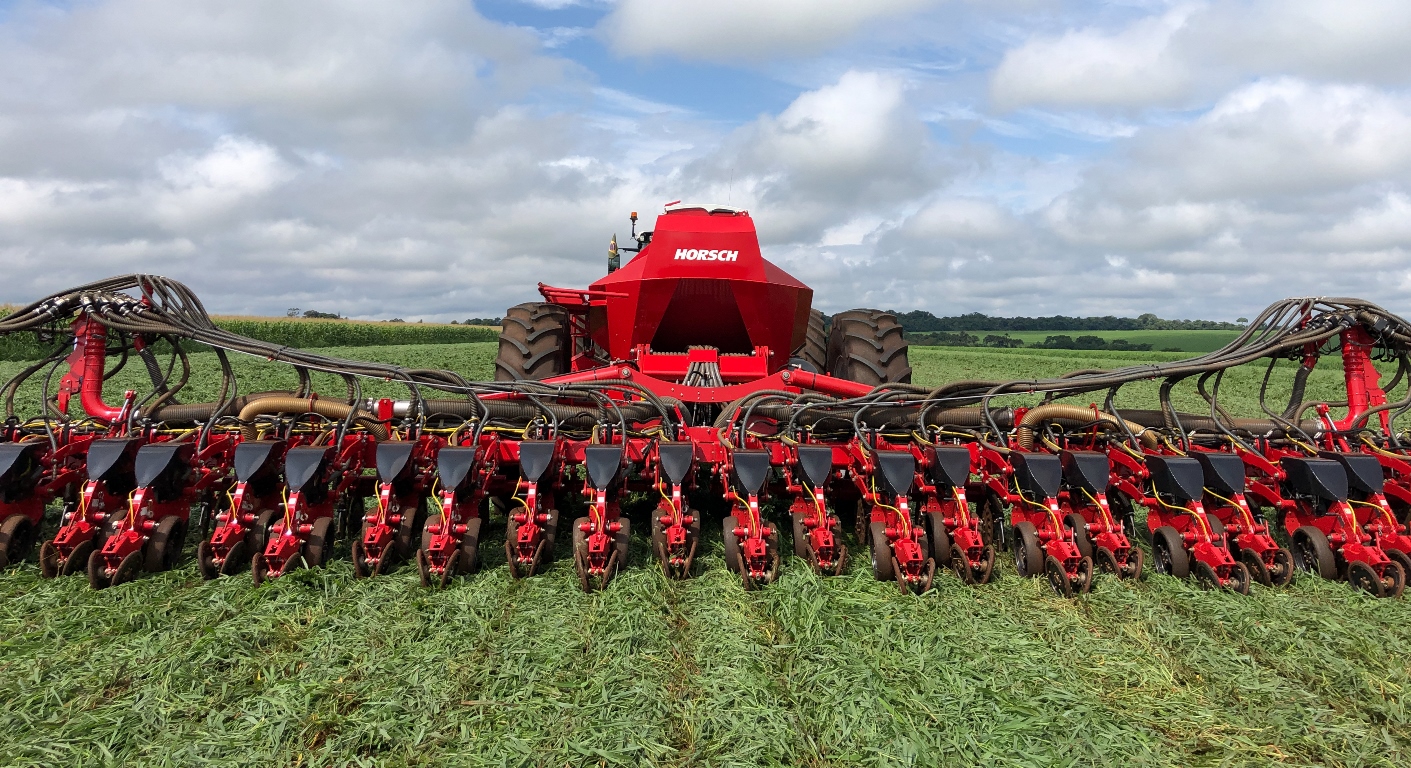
[601,0,940,61]
[153,136,293,227]
[991,0,1411,110]
[679,71,941,245]
[1316,193,1411,251]
[991,6,1193,111]
[1079,80,1411,206]
[904,198,1014,242]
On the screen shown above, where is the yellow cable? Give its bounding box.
[656,481,679,519]
[1204,487,1242,510]
[1360,435,1408,461]
[869,475,908,537]
[1288,437,1319,456]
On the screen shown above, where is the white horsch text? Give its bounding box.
[674,248,739,262]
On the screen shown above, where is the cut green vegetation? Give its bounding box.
[1,342,1408,767]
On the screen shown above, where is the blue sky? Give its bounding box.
[2,1,1410,321]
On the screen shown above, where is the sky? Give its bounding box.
[2,0,1410,322]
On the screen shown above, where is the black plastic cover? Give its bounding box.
[796,445,834,488]
[376,442,417,483]
[437,447,478,490]
[0,442,43,485]
[874,451,916,497]
[1194,452,1246,496]
[1060,451,1110,494]
[134,444,186,488]
[658,442,695,485]
[1282,457,1349,501]
[1146,456,1206,502]
[731,450,772,495]
[284,447,332,492]
[927,446,972,489]
[517,441,555,483]
[1011,452,1061,499]
[1319,452,1385,494]
[86,438,139,484]
[584,444,623,490]
[234,441,283,483]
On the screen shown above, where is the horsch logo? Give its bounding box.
[674,248,739,262]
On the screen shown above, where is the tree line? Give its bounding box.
[890,310,1245,333]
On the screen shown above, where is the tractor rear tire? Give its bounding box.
[494,302,570,382]
[795,309,828,373]
[826,309,911,385]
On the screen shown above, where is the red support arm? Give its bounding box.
[56,314,128,422]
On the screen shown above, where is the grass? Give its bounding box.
[1,342,1409,766]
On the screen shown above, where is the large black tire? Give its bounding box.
[826,309,911,385]
[494,302,570,382]
[795,308,828,372]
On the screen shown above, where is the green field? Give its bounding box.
[917,329,1243,353]
[1,343,1409,767]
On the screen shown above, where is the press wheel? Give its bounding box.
[61,539,95,577]
[110,550,144,587]
[1044,555,1073,597]
[198,540,219,580]
[1074,555,1094,594]
[1095,546,1120,575]
[1241,549,1271,587]
[1347,560,1384,597]
[1192,560,1221,591]
[1226,561,1251,595]
[86,549,110,590]
[1384,560,1406,598]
